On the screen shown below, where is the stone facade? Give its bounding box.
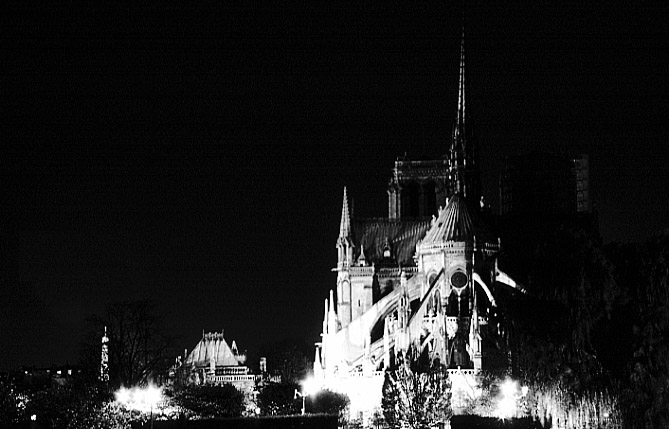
[313,29,522,421]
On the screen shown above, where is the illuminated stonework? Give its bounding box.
[170,331,279,392]
[314,28,523,421]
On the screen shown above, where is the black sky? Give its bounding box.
[3,3,668,369]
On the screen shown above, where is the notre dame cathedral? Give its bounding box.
[312,29,527,418]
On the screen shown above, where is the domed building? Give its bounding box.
[171,330,279,392]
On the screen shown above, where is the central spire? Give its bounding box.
[455,25,466,143]
[449,21,480,201]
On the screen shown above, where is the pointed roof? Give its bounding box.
[338,187,351,241]
[421,194,474,244]
[185,331,241,368]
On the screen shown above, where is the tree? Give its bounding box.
[308,389,349,418]
[167,384,245,419]
[83,299,172,387]
[382,362,452,429]
[256,382,301,416]
[499,227,623,427]
[20,380,124,429]
[0,382,25,427]
[618,231,669,428]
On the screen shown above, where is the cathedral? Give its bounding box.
[313,30,524,418]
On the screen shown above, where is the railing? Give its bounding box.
[209,374,281,384]
[447,368,478,376]
[344,370,385,378]
[377,266,419,277]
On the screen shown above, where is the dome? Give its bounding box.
[421,193,474,244]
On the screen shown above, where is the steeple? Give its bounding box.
[339,187,351,240]
[449,23,481,202]
[327,289,338,334]
[337,187,354,268]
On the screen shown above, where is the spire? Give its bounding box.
[450,22,474,198]
[327,290,338,335]
[329,289,335,314]
[337,187,354,269]
[455,25,466,143]
[449,18,481,202]
[339,187,351,240]
[323,298,328,334]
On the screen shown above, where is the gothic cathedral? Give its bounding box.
[313,29,523,418]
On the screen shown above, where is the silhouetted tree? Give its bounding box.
[167,384,245,419]
[308,389,349,418]
[382,362,452,429]
[82,299,172,387]
[618,231,669,428]
[498,226,624,427]
[256,382,301,416]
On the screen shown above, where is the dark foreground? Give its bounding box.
[129,415,542,429]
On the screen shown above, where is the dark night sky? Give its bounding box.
[3,3,667,369]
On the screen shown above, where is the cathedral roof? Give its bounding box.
[421,193,474,244]
[185,331,242,368]
[352,218,431,266]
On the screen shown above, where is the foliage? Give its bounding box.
[68,401,131,429]
[167,384,245,419]
[614,231,669,428]
[12,380,130,429]
[307,389,349,418]
[25,385,82,428]
[459,372,501,417]
[0,382,26,427]
[525,381,621,429]
[256,382,301,416]
[490,226,626,427]
[382,363,452,429]
[83,299,172,387]
[523,227,619,363]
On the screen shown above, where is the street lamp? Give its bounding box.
[115,384,163,428]
[497,379,518,419]
[294,377,321,415]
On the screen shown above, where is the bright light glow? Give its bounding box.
[496,378,519,419]
[115,387,130,405]
[497,396,516,419]
[500,379,518,397]
[114,384,163,413]
[30,415,37,421]
[302,377,320,396]
[521,386,529,397]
